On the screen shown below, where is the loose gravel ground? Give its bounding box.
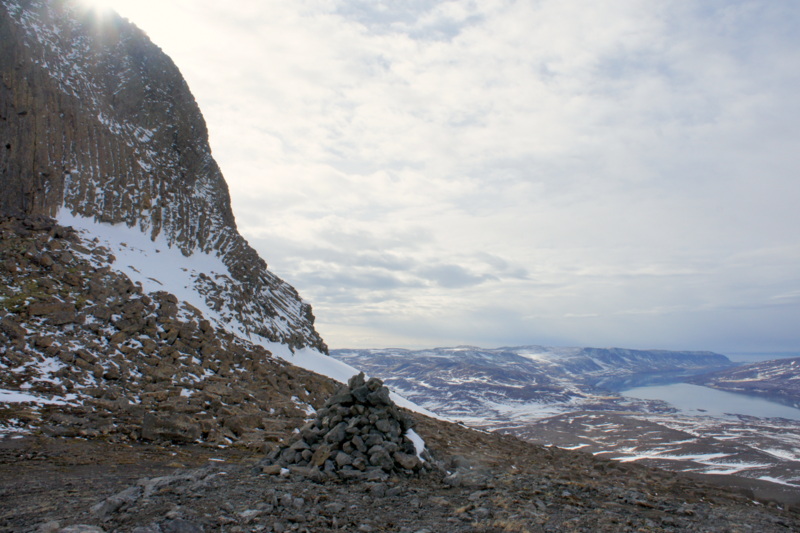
[2,416,799,532]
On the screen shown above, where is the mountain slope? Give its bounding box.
[0,0,367,446]
[0,0,325,351]
[0,214,339,446]
[690,357,800,408]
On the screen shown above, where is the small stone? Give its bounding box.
[375,418,393,434]
[393,452,421,471]
[366,377,383,391]
[287,465,323,482]
[38,521,60,533]
[347,372,366,389]
[352,455,367,471]
[369,449,394,472]
[364,434,384,447]
[351,385,370,403]
[366,387,391,406]
[324,422,347,445]
[0,317,27,339]
[351,435,366,453]
[38,253,54,267]
[262,465,283,475]
[90,485,142,520]
[161,519,203,533]
[335,451,353,467]
[34,335,55,348]
[387,486,404,498]
[327,387,354,406]
[310,444,332,467]
[289,439,310,451]
[141,413,201,443]
[279,493,294,508]
[369,483,387,498]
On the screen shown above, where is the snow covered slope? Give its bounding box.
[331,345,734,422]
[0,1,447,446]
[330,346,800,491]
[690,357,800,409]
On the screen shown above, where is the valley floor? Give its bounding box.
[2,416,799,532]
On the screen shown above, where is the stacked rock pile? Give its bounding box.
[263,373,433,480]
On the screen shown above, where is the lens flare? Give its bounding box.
[79,0,117,14]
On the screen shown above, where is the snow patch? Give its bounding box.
[757,476,797,487]
[405,428,426,461]
[57,210,234,331]
[54,212,437,419]
[0,388,72,405]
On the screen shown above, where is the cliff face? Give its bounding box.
[0,0,326,351]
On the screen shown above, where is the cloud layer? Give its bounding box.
[106,0,800,353]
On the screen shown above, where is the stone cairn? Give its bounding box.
[262,373,432,481]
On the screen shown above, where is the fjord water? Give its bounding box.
[622,383,800,420]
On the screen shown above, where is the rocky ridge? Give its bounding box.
[0,214,337,447]
[0,0,325,350]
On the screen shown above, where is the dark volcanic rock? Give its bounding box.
[262,373,432,480]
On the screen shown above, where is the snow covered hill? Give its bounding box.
[689,357,800,409]
[330,346,800,491]
[330,345,733,421]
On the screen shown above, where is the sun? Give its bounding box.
[80,0,112,8]
[78,0,120,15]
[78,0,148,24]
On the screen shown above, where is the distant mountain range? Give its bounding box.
[331,346,800,492]
[689,357,800,408]
[330,345,734,421]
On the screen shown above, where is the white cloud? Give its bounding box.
[105,0,800,353]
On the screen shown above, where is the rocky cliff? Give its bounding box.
[0,0,326,351]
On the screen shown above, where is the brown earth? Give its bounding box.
[1,414,799,533]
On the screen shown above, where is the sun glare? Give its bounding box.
[80,0,116,10]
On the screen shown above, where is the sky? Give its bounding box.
[85,0,799,354]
